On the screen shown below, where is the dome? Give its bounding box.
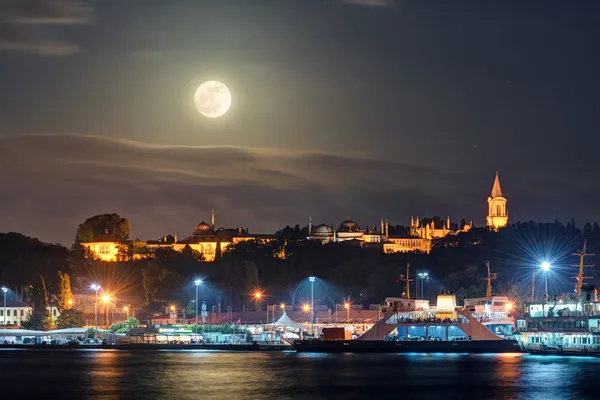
[193,221,213,235]
[339,219,361,232]
[311,224,333,236]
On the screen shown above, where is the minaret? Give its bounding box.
[446,216,451,230]
[308,216,312,235]
[385,219,389,239]
[211,209,215,229]
[486,171,508,230]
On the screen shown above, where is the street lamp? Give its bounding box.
[194,279,202,326]
[309,277,316,335]
[1,287,7,329]
[90,284,101,329]
[417,272,429,300]
[541,261,551,302]
[124,306,129,320]
[344,302,350,324]
[302,304,310,323]
[102,294,111,327]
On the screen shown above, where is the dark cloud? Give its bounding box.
[0,133,460,245]
[0,0,91,55]
[342,0,395,7]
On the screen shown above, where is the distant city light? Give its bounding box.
[505,302,513,311]
[302,304,310,312]
[280,303,285,309]
[90,284,101,291]
[170,305,175,311]
[254,291,262,299]
[344,302,350,309]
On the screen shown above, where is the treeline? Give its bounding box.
[0,219,598,319]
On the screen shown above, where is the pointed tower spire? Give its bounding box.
[410,216,414,227]
[385,219,389,238]
[381,218,384,234]
[308,216,312,235]
[211,209,215,229]
[491,171,503,198]
[446,216,451,230]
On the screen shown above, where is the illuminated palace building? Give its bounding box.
[308,172,507,254]
[83,173,508,261]
[146,211,276,262]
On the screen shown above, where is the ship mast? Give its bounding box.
[572,240,594,295]
[400,262,414,299]
[483,261,497,297]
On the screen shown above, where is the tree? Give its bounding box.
[288,283,302,307]
[56,271,73,311]
[31,275,49,313]
[22,310,54,331]
[74,213,130,244]
[55,309,84,329]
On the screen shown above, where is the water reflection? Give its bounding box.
[1,351,600,399]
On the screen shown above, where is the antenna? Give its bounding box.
[571,240,594,295]
[482,261,497,297]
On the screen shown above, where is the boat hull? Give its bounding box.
[294,339,523,353]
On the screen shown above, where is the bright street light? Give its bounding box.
[541,262,552,302]
[194,279,203,325]
[90,284,101,329]
[541,261,551,272]
[505,302,513,312]
[417,272,429,300]
[280,303,285,309]
[302,304,310,312]
[309,274,316,333]
[102,295,110,303]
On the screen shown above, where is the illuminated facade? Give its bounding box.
[81,228,129,262]
[307,218,386,244]
[146,211,276,262]
[486,171,508,230]
[409,216,472,240]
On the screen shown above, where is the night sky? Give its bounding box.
[1,0,599,246]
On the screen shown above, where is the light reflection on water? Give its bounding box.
[1,351,599,399]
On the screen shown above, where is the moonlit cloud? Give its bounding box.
[0,133,465,245]
[0,0,92,55]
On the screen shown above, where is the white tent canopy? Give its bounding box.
[271,310,308,330]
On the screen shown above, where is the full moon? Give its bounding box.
[194,80,232,118]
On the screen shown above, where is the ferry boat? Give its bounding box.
[464,296,514,338]
[514,241,600,356]
[295,292,522,353]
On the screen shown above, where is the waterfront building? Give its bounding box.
[486,171,508,229]
[0,301,60,327]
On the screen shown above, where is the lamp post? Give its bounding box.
[90,284,101,329]
[344,302,350,324]
[541,261,551,303]
[302,304,310,323]
[417,272,429,300]
[309,277,316,335]
[103,295,110,327]
[124,306,129,320]
[194,279,202,326]
[1,287,7,329]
